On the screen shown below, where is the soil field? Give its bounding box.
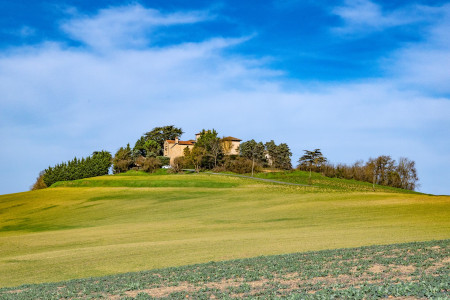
[0,239,448,299]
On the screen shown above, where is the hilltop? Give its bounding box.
[1,171,449,288]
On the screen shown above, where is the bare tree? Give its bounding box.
[397,157,419,190]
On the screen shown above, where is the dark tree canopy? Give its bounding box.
[265,140,292,170]
[43,151,112,187]
[240,140,266,165]
[192,129,223,169]
[298,149,327,170]
[298,149,327,184]
[133,136,147,157]
[276,143,293,170]
[240,139,266,176]
[113,144,133,174]
[144,125,183,155]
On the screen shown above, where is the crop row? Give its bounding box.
[1,239,448,299]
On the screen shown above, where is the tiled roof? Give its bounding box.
[222,136,242,141]
[166,140,195,145]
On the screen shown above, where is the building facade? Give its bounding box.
[163,133,241,165]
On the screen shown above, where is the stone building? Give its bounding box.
[220,136,241,155]
[163,133,241,165]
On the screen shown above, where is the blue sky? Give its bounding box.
[0,0,449,195]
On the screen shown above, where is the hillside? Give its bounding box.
[0,171,449,288]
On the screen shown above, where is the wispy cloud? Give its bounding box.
[385,4,450,95]
[331,0,430,36]
[2,25,36,39]
[61,4,211,50]
[331,1,450,95]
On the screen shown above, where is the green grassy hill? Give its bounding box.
[0,171,449,288]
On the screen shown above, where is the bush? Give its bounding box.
[141,157,162,173]
[171,156,186,173]
[212,165,227,172]
[224,157,261,174]
[157,156,170,166]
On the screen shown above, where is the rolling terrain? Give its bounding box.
[0,170,449,288]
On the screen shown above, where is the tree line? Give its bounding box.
[297,150,418,191]
[32,124,419,192]
[33,151,112,189]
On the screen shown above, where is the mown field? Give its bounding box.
[0,171,449,289]
[1,239,448,299]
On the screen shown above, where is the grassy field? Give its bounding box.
[1,239,448,299]
[0,171,449,288]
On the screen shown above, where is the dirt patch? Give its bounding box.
[386,297,426,300]
[124,279,247,298]
[125,283,198,298]
[392,265,416,274]
[368,264,385,274]
[5,289,26,294]
[89,255,450,299]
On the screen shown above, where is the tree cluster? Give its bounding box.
[112,143,169,174]
[42,151,112,187]
[173,131,293,175]
[239,139,292,174]
[297,151,419,191]
[182,129,224,172]
[264,140,292,170]
[112,125,180,174]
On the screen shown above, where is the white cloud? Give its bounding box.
[331,1,450,95]
[61,4,211,50]
[331,0,431,35]
[384,4,450,95]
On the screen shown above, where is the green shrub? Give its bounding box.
[157,156,170,166]
[171,156,187,173]
[141,157,162,173]
[224,157,261,174]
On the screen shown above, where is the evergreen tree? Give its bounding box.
[276,143,292,170]
[113,144,133,174]
[240,139,266,176]
[265,141,293,170]
[42,151,112,187]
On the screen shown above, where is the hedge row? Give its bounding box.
[43,151,112,187]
